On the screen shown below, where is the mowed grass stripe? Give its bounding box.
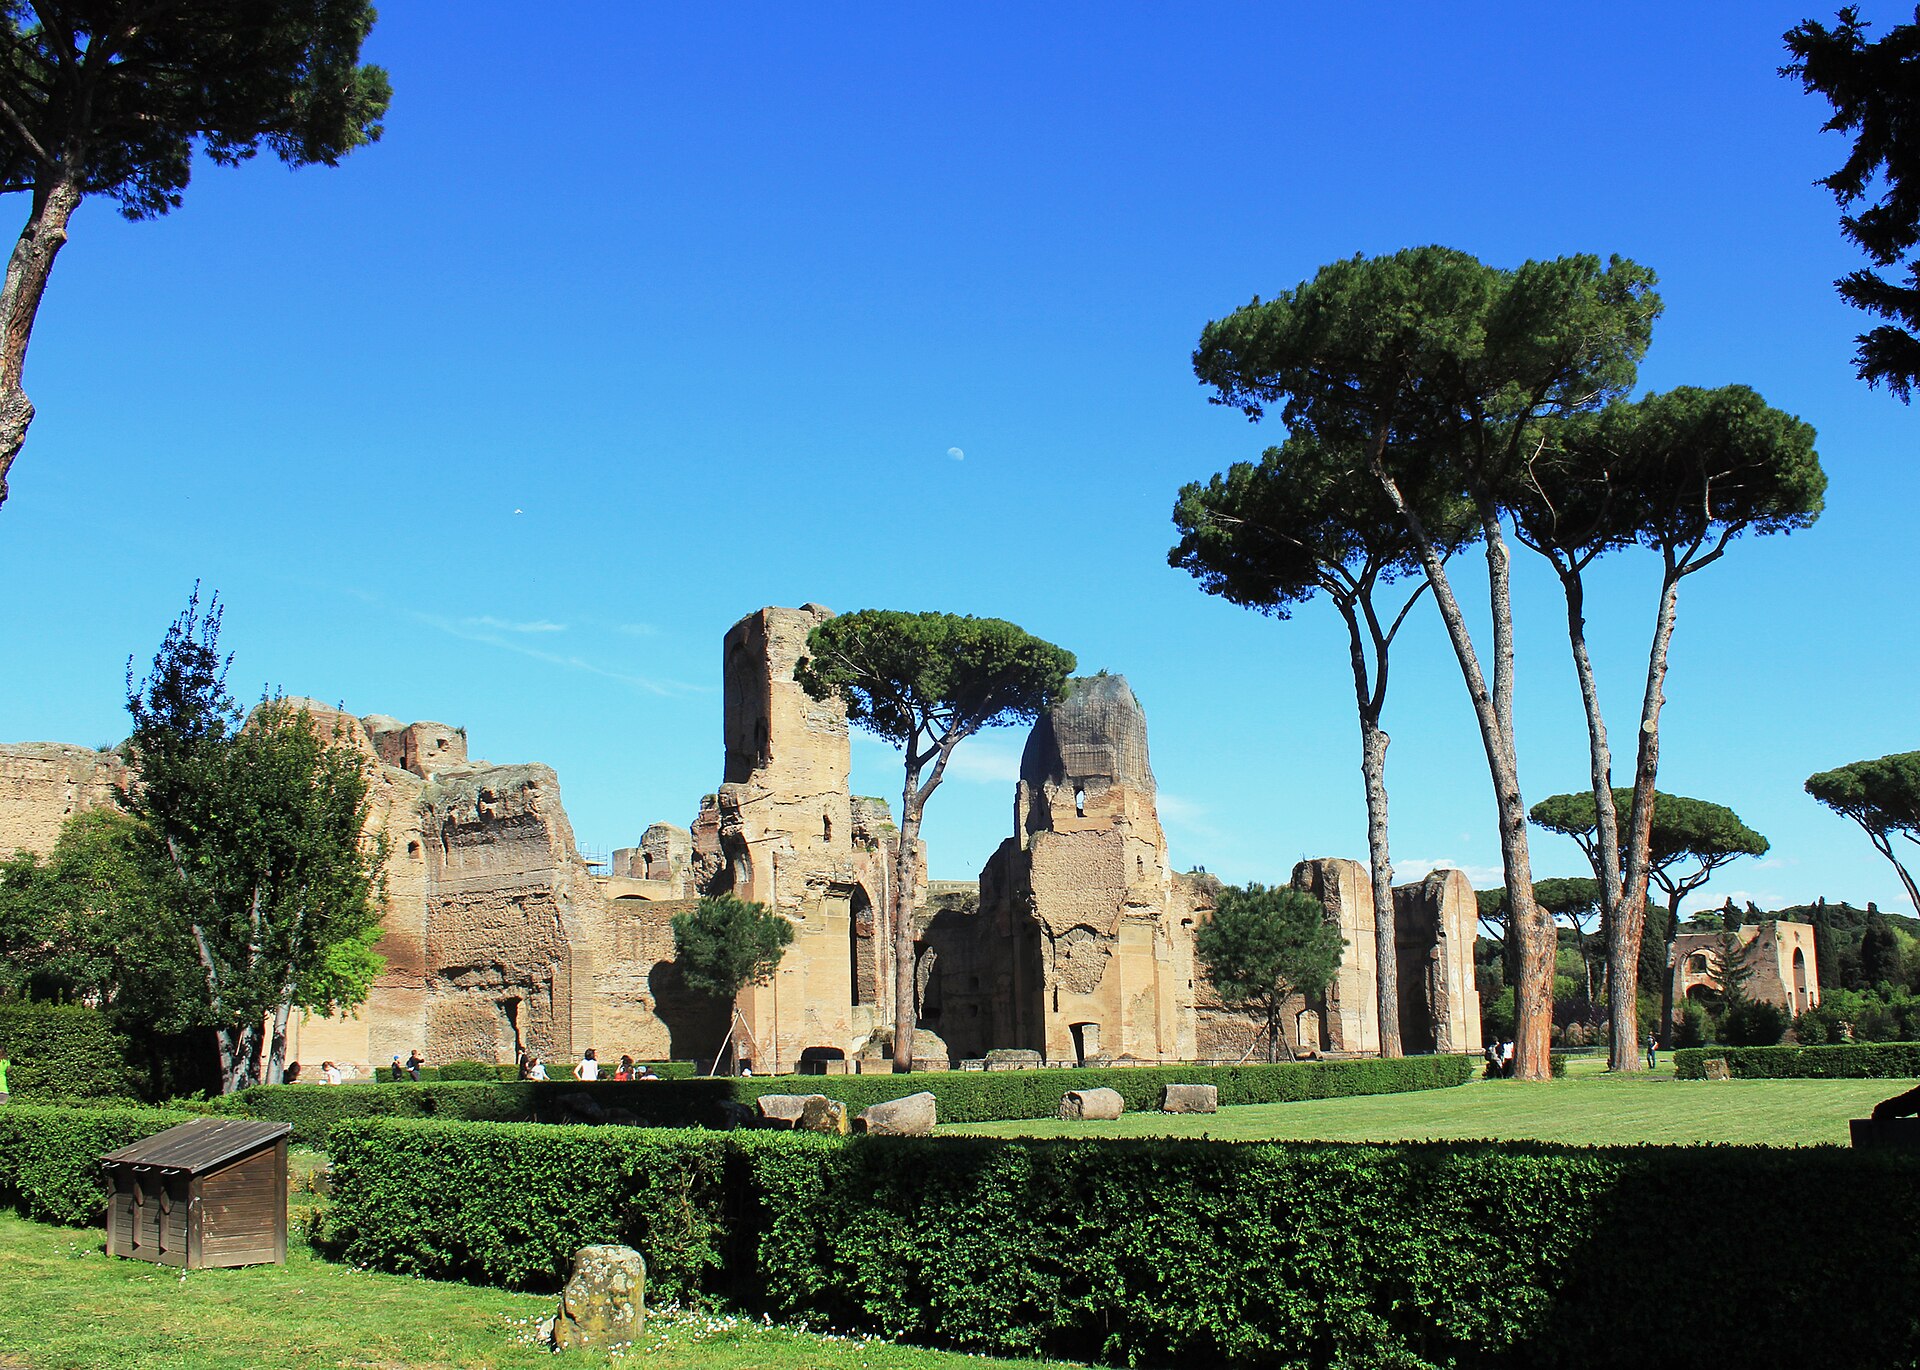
[942,1059,1908,1145]
[0,1215,1081,1370]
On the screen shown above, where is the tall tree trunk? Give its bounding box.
[1553,563,1644,1070]
[267,990,296,1085]
[1607,562,1684,1072]
[0,178,82,510]
[1658,885,1683,1048]
[1340,601,1402,1058]
[892,773,923,1074]
[1359,715,1401,1058]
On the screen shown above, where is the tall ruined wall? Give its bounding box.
[688,605,904,1070]
[0,743,130,858]
[1671,919,1819,1021]
[1390,868,1482,1055]
[962,675,1199,1063]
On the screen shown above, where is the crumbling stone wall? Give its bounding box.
[0,742,129,857]
[1671,919,1819,1021]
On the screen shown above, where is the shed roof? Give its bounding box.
[99,1118,292,1176]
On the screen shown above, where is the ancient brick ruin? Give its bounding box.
[0,603,1481,1075]
[1671,919,1820,1019]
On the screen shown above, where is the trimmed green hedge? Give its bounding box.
[0,1104,197,1224]
[323,1118,1920,1368]
[218,1055,1473,1147]
[1674,1042,1920,1079]
[0,1003,137,1099]
[319,1119,729,1299]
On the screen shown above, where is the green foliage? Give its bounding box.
[1195,883,1345,1060]
[1673,1042,1920,1079]
[434,1060,502,1082]
[1481,986,1516,1040]
[1675,999,1710,1048]
[0,1104,197,1224]
[670,895,794,1001]
[1783,7,1920,398]
[209,1056,1474,1147]
[1806,752,1920,915]
[0,1002,137,1099]
[326,1118,1920,1367]
[1795,984,1920,1043]
[0,2,390,221]
[795,611,1076,758]
[321,1119,730,1298]
[1721,999,1789,1047]
[1861,913,1905,986]
[124,590,387,1091]
[1529,789,1769,904]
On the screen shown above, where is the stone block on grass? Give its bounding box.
[543,1244,645,1351]
[856,1091,937,1136]
[1060,1087,1124,1121]
[1160,1083,1218,1114]
[798,1096,849,1135]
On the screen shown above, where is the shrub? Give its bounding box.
[324,1118,1920,1367]
[0,1002,137,1099]
[434,1060,500,1081]
[1672,1042,1920,1079]
[1792,1010,1830,1045]
[1721,1000,1788,1047]
[0,1104,197,1224]
[217,1055,1475,1146]
[321,1118,729,1299]
[1675,999,1710,1048]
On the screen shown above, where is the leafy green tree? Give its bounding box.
[1192,246,1658,1080]
[669,893,794,1068]
[1195,882,1345,1062]
[1783,6,1920,399]
[1514,387,1821,1070]
[1807,751,1920,915]
[0,2,391,509]
[1861,912,1904,987]
[124,590,385,1093]
[797,611,1074,1071]
[1531,788,1771,1046]
[1170,433,1471,1058]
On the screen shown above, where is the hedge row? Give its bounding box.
[1674,1042,1920,1079]
[0,1105,198,1224]
[0,1003,138,1099]
[213,1054,1475,1147]
[324,1118,1920,1368]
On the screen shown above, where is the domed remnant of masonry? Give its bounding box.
[0,606,1480,1076]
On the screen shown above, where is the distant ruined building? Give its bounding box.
[0,604,1479,1075]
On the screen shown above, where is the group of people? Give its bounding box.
[513,1047,662,1082]
[1484,1039,1517,1076]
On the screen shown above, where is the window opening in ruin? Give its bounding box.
[1074,786,1086,818]
[1052,986,1060,1013]
[1792,947,1808,1009]
[1069,1021,1100,1065]
[407,840,420,857]
[849,886,878,1006]
[1687,953,1708,975]
[823,813,832,842]
[1136,855,1144,876]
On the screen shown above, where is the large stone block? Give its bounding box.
[1160,1083,1218,1114]
[857,1091,937,1136]
[546,1244,645,1350]
[799,1095,849,1135]
[755,1093,821,1127]
[1059,1087,1124,1121]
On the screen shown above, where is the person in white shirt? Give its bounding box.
[527,1057,549,1081]
[574,1048,600,1081]
[321,1060,342,1087]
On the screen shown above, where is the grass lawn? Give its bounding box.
[943,1056,1909,1145]
[0,1214,1076,1370]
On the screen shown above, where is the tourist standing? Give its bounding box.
[1646,1031,1659,1070]
[574,1048,600,1081]
[389,1055,405,1082]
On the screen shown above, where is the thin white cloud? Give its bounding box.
[461,616,567,634]
[1398,857,1505,888]
[1156,791,1223,846]
[408,610,706,697]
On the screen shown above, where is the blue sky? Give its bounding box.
[0,4,1914,914]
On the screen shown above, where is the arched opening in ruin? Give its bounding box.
[1792,946,1809,1010]
[849,885,878,1006]
[642,851,654,878]
[1069,1021,1100,1065]
[1296,1009,1320,1051]
[1687,953,1709,975]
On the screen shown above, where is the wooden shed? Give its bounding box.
[99,1117,292,1269]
